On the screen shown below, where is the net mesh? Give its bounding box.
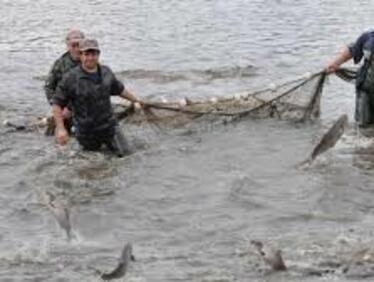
[34,68,358,135]
[113,70,328,127]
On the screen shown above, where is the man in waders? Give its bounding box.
[326,30,374,129]
[44,29,85,132]
[52,38,143,157]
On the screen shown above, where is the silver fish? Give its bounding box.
[251,240,287,271]
[44,192,72,240]
[3,119,27,130]
[101,243,135,280]
[302,114,348,164]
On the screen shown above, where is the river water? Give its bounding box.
[1,1,374,281]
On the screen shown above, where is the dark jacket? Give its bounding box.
[52,64,125,137]
[348,30,374,91]
[44,52,80,104]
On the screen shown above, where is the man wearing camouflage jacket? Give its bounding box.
[44,29,84,129]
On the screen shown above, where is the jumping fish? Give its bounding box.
[43,192,72,240]
[3,119,27,130]
[3,117,50,132]
[301,114,348,165]
[251,240,287,271]
[101,243,135,280]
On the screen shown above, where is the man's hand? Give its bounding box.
[52,104,70,145]
[62,107,71,119]
[134,99,146,110]
[325,61,340,74]
[121,89,145,107]
[55,127,69,145]
[325,46,353,74]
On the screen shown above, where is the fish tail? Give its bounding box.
[296,157,312,168]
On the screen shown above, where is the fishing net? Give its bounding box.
[113,70,328,127]
[112,67,358,129]
[4,68,358,135]
[334,67,357,83]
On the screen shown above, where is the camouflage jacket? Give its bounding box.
[44,52,80,104]
[52,64,125,137]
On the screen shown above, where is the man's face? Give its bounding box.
[80,50,100,71]
[67,39,81,61]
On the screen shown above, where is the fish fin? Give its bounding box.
[120,243,133,261]
[296,157,312,169]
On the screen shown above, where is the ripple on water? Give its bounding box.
[1,0,374,281]
[227,175,269,211]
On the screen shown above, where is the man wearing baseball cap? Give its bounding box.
[52,38,143,157]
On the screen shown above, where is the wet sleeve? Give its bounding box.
[52,73,71,108]
[348,32,369,64]
[44,60,63,104]
[110,73,125,96]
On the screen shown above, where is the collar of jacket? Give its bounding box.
[63,51,80,64]
[77,64,103,81]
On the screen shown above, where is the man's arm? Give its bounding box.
[326,46,353,73]
[44,60,62,104]
[53,105,69,145]
[108,68,143,105]
[52,72,71,145]
[119,88,143,104]
[326,32,370,73]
